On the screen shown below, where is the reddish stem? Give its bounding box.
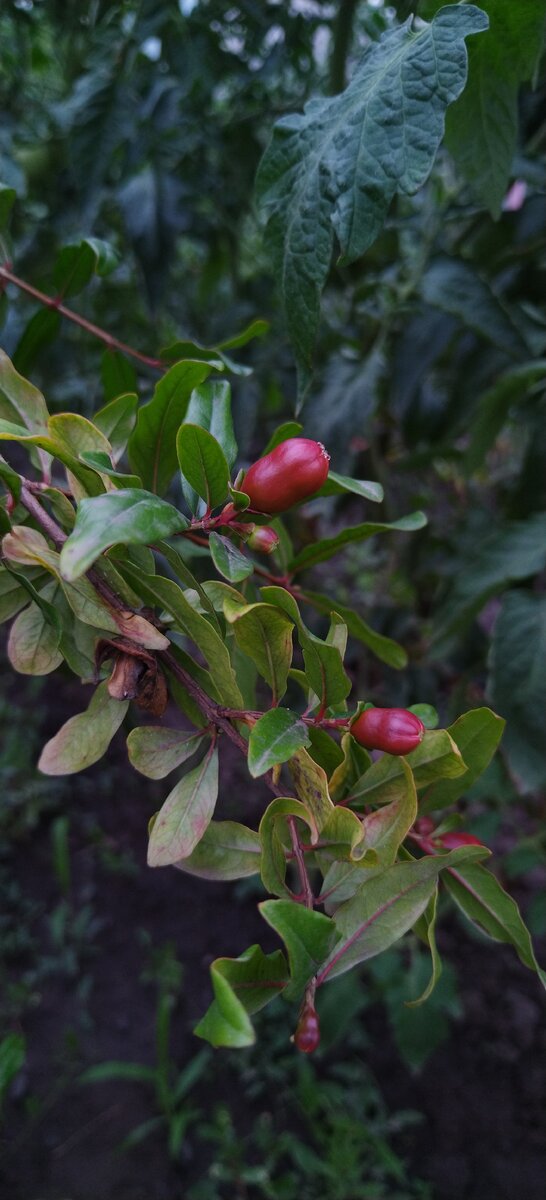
[0,264,165,371]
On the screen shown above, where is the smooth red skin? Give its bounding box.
[247,525,280,554]
[437,831,484,849]
[243,438,330,514]
[294,1006,320,1054]
[351,707,425,756]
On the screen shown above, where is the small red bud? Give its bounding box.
[243,438,330,514]
[247,525,280,555]
[436,831,484,850]
[414,816,435,838]
[294,1003,320,1054]
[351,707,425,756]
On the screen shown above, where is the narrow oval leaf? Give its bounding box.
[289,512,427,573]
[59,489,186,581]
[38,681,129,775]
[148,747,219,867]
[194,944,287,1049]
[173,820,260,881]
[259,899,338,1000]
[444,861,546,990]
[248,709,311,778]
[317,845,489,984]
[318,471,384,503]
[350,730,467,808]
[127,726,205,780]
[128,360,213,495]
[223,596,294,704]
[8,598,63,675]
[176,423,230,512]
[209,532,253,583]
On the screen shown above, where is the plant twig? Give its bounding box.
[0,263,165,371]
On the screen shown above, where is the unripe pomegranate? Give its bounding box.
[246,525,280,555]
[294,1002,320,1054]
[436,831,484,850]
[243,438,330,514]
[351,707,425,756]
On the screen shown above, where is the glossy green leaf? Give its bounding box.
[148,746,218,867]
[209,532,253,583]
[262,422,303,454]
[360,759,417,866]
[176,423,229,512]
[248,708,311,778]
[0,453,21,500]
[13,309,61,375]
[444,861,546,989]
[183,380,237,469]
[288,748,335,833]
[52,237,119,298]
[223,596,293,703]
[0,349,49,433]
[78,451,141,489]
[0,565,47,624]
[38,681,129,775]
[421,708,505,812]
[59,489,186,581]
[173,820,261,881]
[256,4,487,390]
[317,845,488,984]
[409,892,442,1007]
[289,512,427,573]
[7,580,63,676]
[194,944,287,1049]
[349,730,467,808]
[259,899,338,1000]
[317,471,384,504]
[128,360,212,495]
[259,797,317,898]
[329,731,371,802]
[127,726,205,780]
[259,586,351,708]
[100,352,138,406]
[302,589,407,669]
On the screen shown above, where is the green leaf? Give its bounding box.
[433,512,546,643]
[288,748,335,833]
[80,1062,155,1086]
[128,360,213,495]
[0,185,16,228]
[148,746,218,867]
[288,512,427,573]
[8,586,63,676]
[0,454,21,500]
[209,533,253,583]
[421,708,505,812]
[256,4,487,390]
[262,421,304,454]
[259,797,317,898]
[176,424,229,512]
[408,704,439,730]
[259,587,351,708]
[349,730,466,808]
[360,759,417,866]
[408,891,442,1007]
[52,237,119,298]
[223,596,294,704]
[183,380,237,469]
[444,862,546,989]
[445,0,545,216]
[127,726,205,780]
[100,351,138,405]
[173,820,261,881]
[248,709,311,778]
[329,731,371,803]
[13,309,61,375]
[94,391,138,461]
[0,564,48,624]
[59,489,186,581]
[38,681,129,775]
[194,944,287,1049]
[79,451,141,489]
[301,589,407,669]
[0,348,49,433]
[317,845,489,983]
[489,591,546,793]
[464,362,546,475]
[316,806,368,864]
[420,258,528,359]
[317,471,384,504]
[259,899,337,1000]
[118,565,243,707]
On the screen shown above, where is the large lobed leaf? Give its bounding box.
[256,4,488,390]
